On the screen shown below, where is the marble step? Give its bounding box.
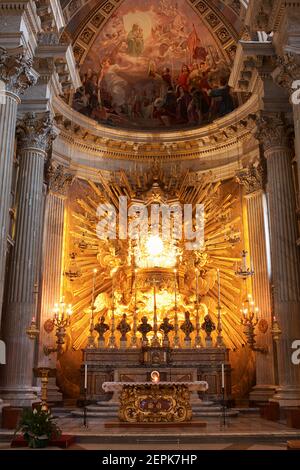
[71,409,239,418]
[194,410,239,417]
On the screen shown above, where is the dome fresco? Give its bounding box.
[72,0,238,130]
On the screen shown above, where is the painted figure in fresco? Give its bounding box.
[127,23,144,57]
[177,64,190,92]
[207,76,234,117]
[72,0,236,129]
[176,85,191,123]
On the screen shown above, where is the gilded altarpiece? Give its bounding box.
[56,169,255,400]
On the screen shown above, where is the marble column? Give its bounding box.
[37,165,73,403]
[272,53,300,226]
[256,114,300,406]
[0,112,56,406]
[0,46,37,324]
[237,163,276,402]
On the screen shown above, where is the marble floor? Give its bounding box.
[1,414,300,450]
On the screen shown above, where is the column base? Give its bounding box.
[270,386,300,407]
[249,385,277,404]
[0,398,10,413]
[0,386,39,407]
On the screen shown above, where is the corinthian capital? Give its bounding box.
[0,47,37,98]
[17,112,57,153]
[236,162,266,195]
[46,163,74,197]
[254,114,292,152]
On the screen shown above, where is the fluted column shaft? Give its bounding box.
[258,115,300,406]
[39,193,65,368]
[246,190,276,400]
[0,112,55,405]
[0,92,19,315]
[0,47,37,323]
[37,192,64,402]
[237,164,276,402]
[293,104,300,213]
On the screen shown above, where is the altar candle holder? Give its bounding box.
[130,270,138,348]
[215,269,225,348]
[194,269,202,348]
[151,284,161,347]
[87,269,97,349]
[108,279,117,349]
[173,269,180,348]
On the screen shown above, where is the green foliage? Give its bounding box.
[15,405,61,447]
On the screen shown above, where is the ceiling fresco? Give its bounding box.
[72,0,239,130]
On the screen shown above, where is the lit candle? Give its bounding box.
[221,364,225,389]
[84,363,87,390]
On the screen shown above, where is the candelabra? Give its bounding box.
[215,269,225,348]
[130,270,138,348]
[108,278,117,348]
[194,269,202,348]
[235,250,254,280]
[173,269,180,348]
[43,299,72,356]
[87,269,97,349]
[108,308,116,348]
[240,294,268,354]
[151,284,161,347]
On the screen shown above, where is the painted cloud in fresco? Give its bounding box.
[73,0,236,130]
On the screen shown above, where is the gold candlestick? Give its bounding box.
[108,278,117,348]
[194,269,202,348]
[87,269,97,349]
[215,269,225,348]
[151,284,160,347]
[173,269,180,348]
[130,270,138,348]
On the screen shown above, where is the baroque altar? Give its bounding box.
[102,380,208,423]
[81,346,231,403]
[71,172,242,405]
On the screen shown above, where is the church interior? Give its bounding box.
[0,0,300,452]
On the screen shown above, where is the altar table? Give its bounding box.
[102,381,208,423]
